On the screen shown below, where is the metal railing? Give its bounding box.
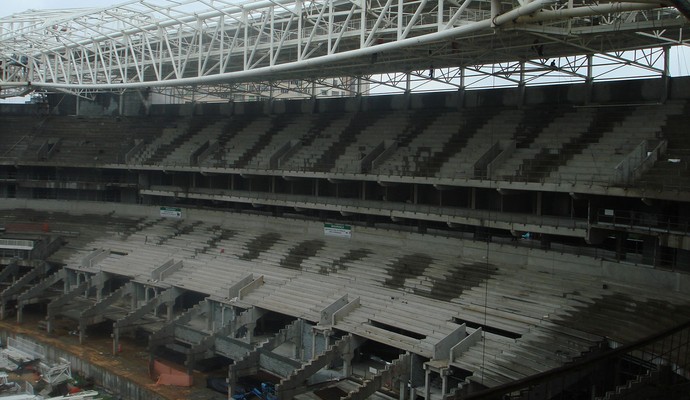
[594,209,690,236]
[453,319,690,400]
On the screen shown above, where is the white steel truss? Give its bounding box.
[0,0,688,99]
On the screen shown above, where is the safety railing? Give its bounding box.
[594,209,690,236]
[453,319,690,400]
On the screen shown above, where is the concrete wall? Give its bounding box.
[7,76,687,118]
[0,331,166,400]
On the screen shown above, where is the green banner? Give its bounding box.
[324,223,352,238]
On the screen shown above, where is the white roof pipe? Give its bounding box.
[16,0,670,91]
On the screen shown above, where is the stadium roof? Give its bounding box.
[0,0,689,100]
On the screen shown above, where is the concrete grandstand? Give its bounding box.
[1,0,690,399]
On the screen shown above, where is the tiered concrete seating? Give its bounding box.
[373,110,458,176]
[213,116,274,167]
[129,122,190,165]
[331,111,408,173]
[14,117,163,165]
[0,117,37,160]
[490,107,596,180]
[634,100,690,191]
[549,103,685,184]
[24,211,689,391]
[161,119,227,165]
[436,109,524,178]
[280,114,353,172]
[242,114,325,170]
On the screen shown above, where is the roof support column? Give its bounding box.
[585,54,594,104]
[518,61,526,107]
[662,45,670,102]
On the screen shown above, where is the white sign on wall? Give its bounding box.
[160,206,182,219]
[324,223,352,238]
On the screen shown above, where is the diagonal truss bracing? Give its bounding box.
[0,0,688,98]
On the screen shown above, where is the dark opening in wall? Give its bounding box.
[452,317,522,340]
[368,320,426,340]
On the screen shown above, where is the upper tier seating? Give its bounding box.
[3,99,688,192]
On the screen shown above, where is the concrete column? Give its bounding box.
[293,340,301,360]
[167,301,174,321]
[342,352,353,377]
[540,234,551,250]
[642,235,659,266]
[79,320,86,344]
[423,367,431,399]
[245,322,256,343]
[399,380,406,400]
[16,303,23,324]
[441,368,449,396]
[112,326,119,355]
[207,306,214,331]
[616,232,628,261]
[130,289,137,311]
[311,331,317,359]
[96,283,104,302]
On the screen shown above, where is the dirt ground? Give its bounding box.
[0,314,225,400]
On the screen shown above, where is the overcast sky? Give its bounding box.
[1,1,121,18]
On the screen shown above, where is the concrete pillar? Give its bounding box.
[130,289,138,311]
[79,320,86,344]
[112,325,119,355]
[245,322,256,343]
[207,306,214,331]
[227,370,237,400]
[642,235,658,266]
[166,301,174,321]
[616,232,628,261]
[441,368,449,395]
[342,352,353,377]
[96,283,104,302]
[540,234,551,250]
[423,367,431,399]
[399,380,406,400]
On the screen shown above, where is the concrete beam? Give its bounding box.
[227,274,255,300]
[114,286,183,354]
[319,294,349,326]
[80,281,133,320]
[45,278,92,333]
[81,249,110,268]
[332,297,360,325]
[227,319,304,394]
[17,268,66,305]
[238,275,264,300]
[342,353,411,400]
[433,323,466,360]
[276,334,354,399]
